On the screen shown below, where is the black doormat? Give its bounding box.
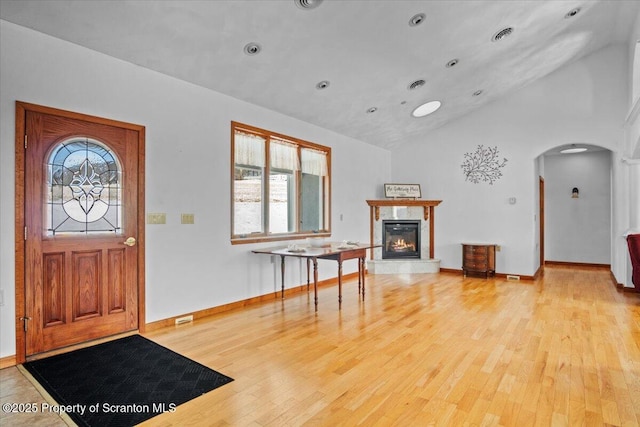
[23,334,233,427]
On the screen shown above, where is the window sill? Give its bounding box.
[231,232,331,245]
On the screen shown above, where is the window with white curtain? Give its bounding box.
[231,122,331,243]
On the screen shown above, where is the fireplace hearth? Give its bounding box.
[382,220,420,259]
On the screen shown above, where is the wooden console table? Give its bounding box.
[252,243,379,311]
[366,200,442,259]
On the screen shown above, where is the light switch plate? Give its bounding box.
[147,213,166,224]
[181,213,195,224]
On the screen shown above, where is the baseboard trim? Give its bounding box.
[145,271,362,332]
[611,271,622,290]
[439,267,534,280]
[0,354,17,369]
[532,265,543,280]
[611,270,639,293]
[495,273,535,281]
[545,260,610,269]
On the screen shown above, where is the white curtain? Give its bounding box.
[236,131,327,175]
[270,139,299,171]
[301,148,328,176]
[235,131,265,167]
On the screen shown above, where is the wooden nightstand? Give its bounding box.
[462,243,496,278]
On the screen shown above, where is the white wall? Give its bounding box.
[391,45,629,278]
[544,151,611,264]
[0,21,391,358]
[622,10,640,288]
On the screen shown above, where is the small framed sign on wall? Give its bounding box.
[384,183,421,199]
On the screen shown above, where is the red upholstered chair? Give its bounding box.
[628,234,640,290]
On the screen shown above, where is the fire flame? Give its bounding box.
[391,238,415,251]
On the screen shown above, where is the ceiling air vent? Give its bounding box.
[295,0,323,10]
[244,42,261,56]
[409,13,426,27]
[446,59,459,68]
[565,8,580,18]
[492,27,514,42]
[408,79,426,90]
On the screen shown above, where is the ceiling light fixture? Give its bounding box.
[408,79,426,90]
[565,7,581,18]
[366,107,378,114]
[243,42,261,56]
[492,27,514,42]
[316,80,330,90]
[560,144,587,154]
[412,100,441,118]
[294,0,323,10]
[446,59,459,68]
[409,13,426,27]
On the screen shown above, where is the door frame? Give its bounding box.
[14,101,146,364]
[539,176,545,268]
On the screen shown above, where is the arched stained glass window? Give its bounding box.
[46,138,122,235]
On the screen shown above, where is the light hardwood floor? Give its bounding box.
[1,265,639,426]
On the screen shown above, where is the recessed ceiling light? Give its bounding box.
[294,0,323,10]
[408,79,426,90]
[243,42,261,56]
[412,100,441,118]
[366,107,378,114]
[409,13,426,27]
[492,27,514,42]
[316,80,330,90]
[472,90,483,96]
[446,59,459,68]
[560,145,587,154]
[565,7,580,18]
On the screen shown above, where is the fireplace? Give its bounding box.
[382,220,420,259]
[367,200,441,274]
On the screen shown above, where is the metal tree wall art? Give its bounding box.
[461,145,508,185]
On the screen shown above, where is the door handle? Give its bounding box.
[123,237,137,247]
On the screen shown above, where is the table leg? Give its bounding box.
[312,258,319,311]
[280,255,286,299]
[357,257,362,295]
[338,259,343,307]
[306,258,311,291]
[360,257,366,301]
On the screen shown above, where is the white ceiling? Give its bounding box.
[1,0,638,149]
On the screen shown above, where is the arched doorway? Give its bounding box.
[536,144,612,267]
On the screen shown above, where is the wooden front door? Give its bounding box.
[16,102,145,359]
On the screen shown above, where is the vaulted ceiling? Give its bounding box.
[1,0,638,149]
